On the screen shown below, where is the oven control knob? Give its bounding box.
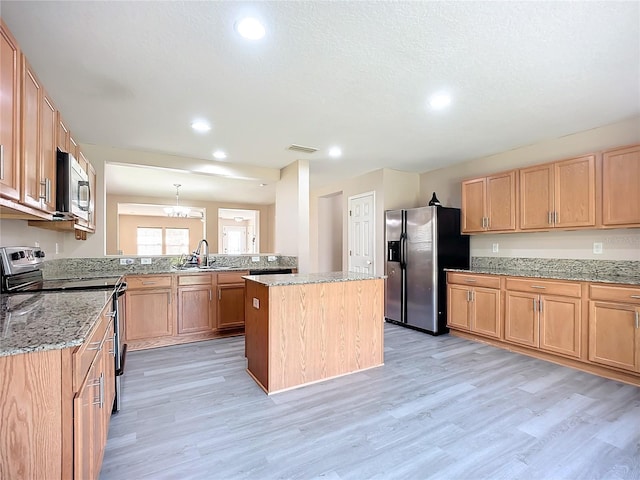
[19,251,25,258]
[11,252,21,261]
[35,250,45,258]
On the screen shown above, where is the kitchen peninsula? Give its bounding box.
[244,272,385,394]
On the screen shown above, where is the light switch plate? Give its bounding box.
[140,258,152,265]
[252,298,260,309]
[593,242,603,254]
[251,256,260,262]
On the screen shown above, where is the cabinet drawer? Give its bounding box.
[178,273,213,286]
[73,312,110,392]
[506,278,581,297]
[447,272,500,289]
[217,271,248,284]
[590,284,640,304]
[126,275,172,289]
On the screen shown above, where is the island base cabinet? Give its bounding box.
[245,280,270,389]
[217,284,245,330]
[589,302,640,373]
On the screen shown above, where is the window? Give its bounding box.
[137,228,162,255]
[137,227,189,255]
[165,228,190,255]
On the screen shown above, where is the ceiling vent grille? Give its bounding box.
[287,144,318,154]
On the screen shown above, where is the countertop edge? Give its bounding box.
[445,268,640,286]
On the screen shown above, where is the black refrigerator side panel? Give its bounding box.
[435,207,470,333]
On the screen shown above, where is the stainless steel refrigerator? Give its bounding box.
[385,206,469,335]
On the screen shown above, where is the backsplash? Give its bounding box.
[42,255,298,279]
[472,256,639,278]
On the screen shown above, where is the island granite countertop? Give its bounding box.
[445,268,640,286]
[0,290,112,357]
[243,271,386,287]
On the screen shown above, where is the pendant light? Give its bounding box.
[164,184,191,217]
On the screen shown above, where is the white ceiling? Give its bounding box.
[2,1,639,204]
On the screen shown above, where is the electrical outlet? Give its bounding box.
[251,256,260,262]
[492,243,499,253]
[252,298,260,309]
[593,242,603,254]
[55,243,59,255]
[268,255,277,262]
[140,258,152,265]
[119,258,134,265]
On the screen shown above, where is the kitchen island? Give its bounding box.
[243,272,385,394]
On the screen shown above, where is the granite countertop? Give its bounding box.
[0,290,112,357]
[445,268,640,286]
[45,266,293,280]
[243,271,386,287]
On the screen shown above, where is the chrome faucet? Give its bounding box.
[195,239,209,267]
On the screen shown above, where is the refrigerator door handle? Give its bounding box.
[400,233,407,269]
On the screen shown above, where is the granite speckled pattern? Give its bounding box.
[42,255,297,279]
[448,257,640,285]
[0,290,112,357]
[243,271,385,287]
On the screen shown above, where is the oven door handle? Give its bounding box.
[115,343,127,376]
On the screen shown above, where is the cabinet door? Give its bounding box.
[554,155,596,227]
[486,171,516,231]
[461,178,486,233]
[217,283,246,330]
[74,359,100,480]
[21,57,41,209]
[520,164,554,230]
[57,113,70,152]
[602,145,640,226]
[40,92,56,213]
[447,285,471,330]
[539,295,581,358]
[0,20,21,200]
[505,291,539,347]
[589,301,639,373]
[471,287,501,338]
[102,319,116,427]
[177,285,213,334]
[125,289,173,341]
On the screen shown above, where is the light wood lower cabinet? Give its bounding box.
[177,273,214,334]
[217,271,248,330]
[125,275,174,343]
[447,273,501,339]
[505,278,582,358]
[588,284,640,373]
[448,274,639,386]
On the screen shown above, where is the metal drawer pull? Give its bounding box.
[106,310,116,318]
[548,211,553,225]
[465,279,477,283]
[87,340,102,351]
[530,285,546,289]
[630,295,640,299]
[0,144,4,180]
[539,299,543,312]
[554,211,558,224]
[142,281,157,285]
[635,311,639,329]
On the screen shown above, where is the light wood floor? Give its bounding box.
[100,323,640,480]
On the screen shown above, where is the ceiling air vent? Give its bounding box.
[287,144,318,154]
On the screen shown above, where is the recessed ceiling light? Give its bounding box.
[329,146,342,158]
[191,120,211,132]
[259,183,267,187]
[236,17,265,40]
[213,150,227,160]
[428,93,452,110]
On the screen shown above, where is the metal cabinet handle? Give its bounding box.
[87,340,102,351]
[219,289,222,301]
[142,281,156,285]
[630,295,640,299]
[530,285,546,289]
[548,211,553,225]
[485,217,490,229]
[533,298,537,312]
[106,310,116,318]
[0,144,4,180]
[539,299,543,313]
[465,279,477,283]
[40,180,46,200]
[554,211,559,224]
[209,289,212,301]
[109,333,116,356]
[91,373,104,408]
[466,290,471,302]
[635,311,639,329]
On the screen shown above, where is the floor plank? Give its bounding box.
[100,323,640,479]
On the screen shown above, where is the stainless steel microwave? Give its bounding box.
[56,149,89,221]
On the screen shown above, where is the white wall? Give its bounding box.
[275,160,310,271]
[317,193,343,272]
[419,116,640,261]
[310,168,421,274]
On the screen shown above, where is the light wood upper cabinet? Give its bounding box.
[0,19,21,201]
[21,56,41,210]
[602,144,640,227]
[40,92,57,213]
[461,171,516,233]
[57,113,70,152]
[520,155,596,230]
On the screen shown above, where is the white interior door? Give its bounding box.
[348,191,375,273]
